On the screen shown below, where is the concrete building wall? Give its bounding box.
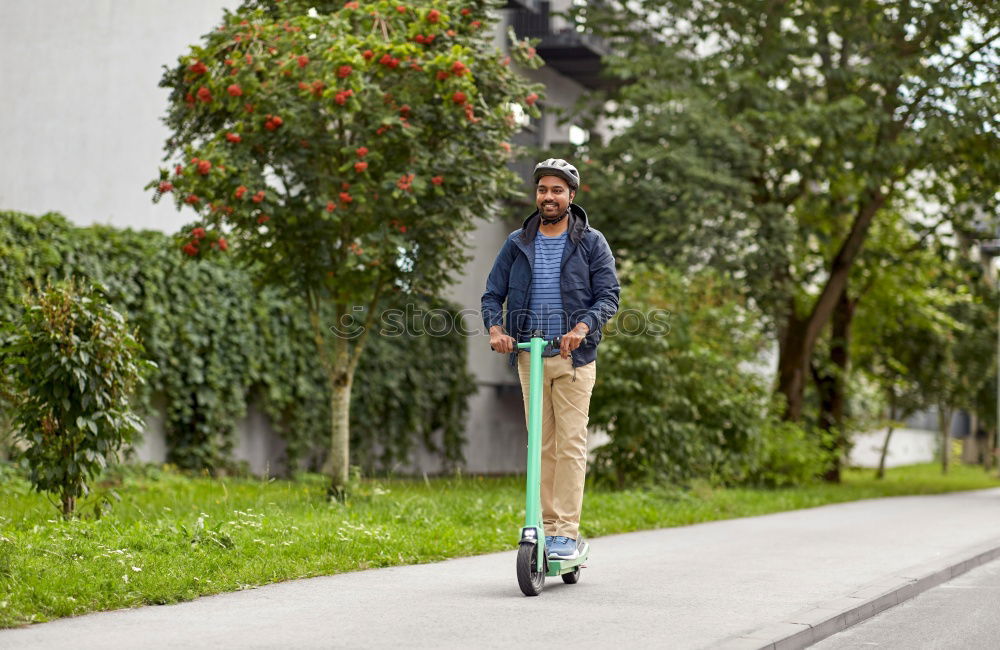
[0,0,240,233]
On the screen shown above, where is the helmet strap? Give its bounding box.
[541,210,569,226]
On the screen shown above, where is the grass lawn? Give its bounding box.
[1,461,998,628]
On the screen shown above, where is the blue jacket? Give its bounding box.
[481,204,621,368]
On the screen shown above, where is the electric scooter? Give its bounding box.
[509,332,590,596]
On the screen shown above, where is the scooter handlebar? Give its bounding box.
[490,336,561,352]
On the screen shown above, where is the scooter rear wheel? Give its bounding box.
[516,541,545,596]
[561,566,581,584]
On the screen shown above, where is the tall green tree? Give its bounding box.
[149,1,542,496]
[574,0,1000,422]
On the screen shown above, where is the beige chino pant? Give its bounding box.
[517,352,597,541]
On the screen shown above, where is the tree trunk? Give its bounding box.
[876,391,897,480]
[814,287,855,483]
[61,493,75,518]
[994,427,1000,477]
[991,427,999,473]
[876,427,895,480]
[778,308,809,421]
[777,191,887,421]
[308,290,381,502]
[939,406,952,474]
[325,372,353,501]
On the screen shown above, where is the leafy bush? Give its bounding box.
[589,264,825,488]
[0,210,472,475]
[1,280,152,517]
[747,415,831,488]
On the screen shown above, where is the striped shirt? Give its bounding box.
[526,230,568,350]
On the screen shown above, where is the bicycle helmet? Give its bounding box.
[533,158,580,191]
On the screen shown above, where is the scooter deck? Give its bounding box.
[545,541,589,577]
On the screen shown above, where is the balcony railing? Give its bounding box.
[504,0,541,11]
[510,2,609,90]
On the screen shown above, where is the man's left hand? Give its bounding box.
[560,322,590,359]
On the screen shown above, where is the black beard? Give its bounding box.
[540,207,567,225]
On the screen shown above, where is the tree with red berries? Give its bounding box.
[149,0,542,498]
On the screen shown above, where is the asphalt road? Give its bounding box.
[811,557,1000,649]
[3,489,1000,649]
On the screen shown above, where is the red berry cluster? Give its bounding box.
[334,88,354,105]
[264,114,283,130]
[300,80,325,97]
[464,103,479,123]
[396,173,415,191]
[379,53,401,68]
[181,227,225,257]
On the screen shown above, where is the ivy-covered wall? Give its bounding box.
[0,211,474,475]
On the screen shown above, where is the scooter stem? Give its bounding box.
[523,336,545,541]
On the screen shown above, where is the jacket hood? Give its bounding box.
[519,203,589,245]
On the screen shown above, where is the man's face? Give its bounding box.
[536,175,575,219]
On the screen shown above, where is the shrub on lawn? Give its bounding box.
[1,280,152,517]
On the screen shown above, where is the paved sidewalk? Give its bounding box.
[3,489,1000,650]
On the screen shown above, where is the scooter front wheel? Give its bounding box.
[516,541,545,596]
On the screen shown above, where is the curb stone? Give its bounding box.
[715,537,1000,650]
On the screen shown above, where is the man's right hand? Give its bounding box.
[489,326,516,354]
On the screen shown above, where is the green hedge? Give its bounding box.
[0,211,474,474]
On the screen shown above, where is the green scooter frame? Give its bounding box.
[514,334,590,596]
